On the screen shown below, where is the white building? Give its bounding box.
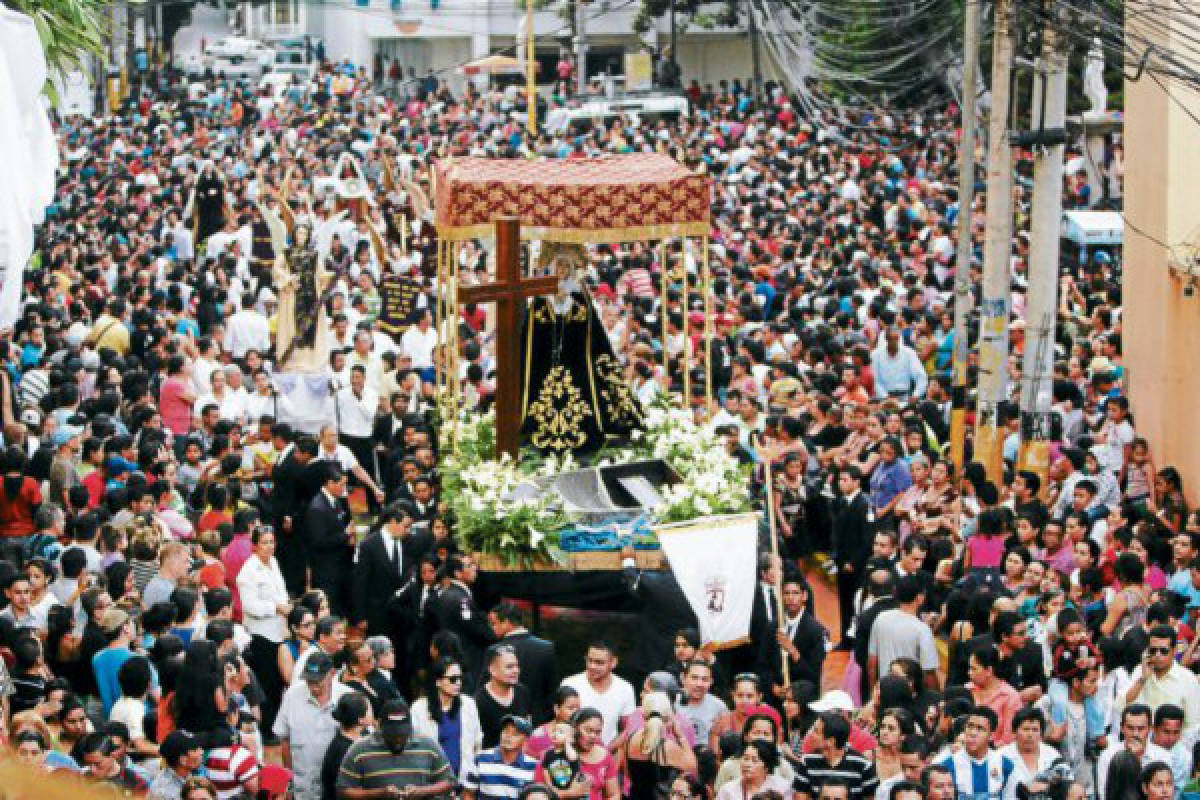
[239,0,777,92]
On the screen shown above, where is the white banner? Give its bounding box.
[655,513,758,648]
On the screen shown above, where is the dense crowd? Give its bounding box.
[0,45,1190,800]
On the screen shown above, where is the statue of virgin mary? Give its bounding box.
[519,243,644,455]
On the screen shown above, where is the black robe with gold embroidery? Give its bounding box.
[520,291,643,455]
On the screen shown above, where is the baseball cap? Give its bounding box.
[380,698,414,737]
[259,764,294,795]
[809,689,855,713]
[52,424,86,448]
[301,652,334,682]
[500,714,532,736]
[99,607,130,635]
[106,455,139,475]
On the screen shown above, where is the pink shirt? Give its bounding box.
[967,533,1006,569]
[222,533,254,620]
[160,376,193,436]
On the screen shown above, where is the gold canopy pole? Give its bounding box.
[449,241,462,452]
[702,234,713,418]
[659,240,670,398]
[681,241,692,410]
[435,237,445,396]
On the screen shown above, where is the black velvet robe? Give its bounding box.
[520,291,643,455]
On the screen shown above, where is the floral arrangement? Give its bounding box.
[440,400,753,564]
[439,411,571,566]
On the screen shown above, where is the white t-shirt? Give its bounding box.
[110,695,148,741]
[561,672,636,745]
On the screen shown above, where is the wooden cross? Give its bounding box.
[457,216,558,461]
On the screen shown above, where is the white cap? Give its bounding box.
[809,690,855,713]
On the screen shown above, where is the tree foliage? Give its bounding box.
[4,0,107,99]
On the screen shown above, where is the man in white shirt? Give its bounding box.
[998,708,1062,789]
[224,291,271,360]
[347,330,386,397]
[1096,705,1171,800]
[335,365,381,489]
[400,309,438,382]
[316,424,384,506]
[560,641,636,745]
[192,338,219,395]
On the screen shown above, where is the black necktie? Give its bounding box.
[389,539,401,575]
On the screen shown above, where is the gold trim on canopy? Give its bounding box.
[435,220,712,244]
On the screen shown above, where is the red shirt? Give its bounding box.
[0,477,43,538]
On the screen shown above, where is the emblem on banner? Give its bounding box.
[705,575,727,614]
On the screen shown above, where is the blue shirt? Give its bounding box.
[463,748,537,800]
[939,749,1017,800]
[869,459,913,513]
[438,710,463,777]
[93,646,134,716]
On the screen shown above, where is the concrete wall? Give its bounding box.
[1123,19,1200,506]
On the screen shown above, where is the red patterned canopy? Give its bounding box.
[434,154,711,242]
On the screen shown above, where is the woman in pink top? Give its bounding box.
[526,686,581,761]
[536,708,618,800]
[159,355,196,438]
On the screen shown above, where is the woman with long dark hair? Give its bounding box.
[168,639,228,747]
[410,656,483,784]
[0,445,42,562]
[277,605,316,689]
[321,692,373,800]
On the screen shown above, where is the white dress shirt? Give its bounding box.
[237,554,289,642]
[224,309,271,359]
[334,386,378,438]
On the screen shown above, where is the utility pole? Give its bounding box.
[670,0,677,69]
[974,0,1015,485]
[526,0,538,132]
[747,0,762,106]
[1018,2,1068,489]
[576,0,588,96]
[948,0,981,472]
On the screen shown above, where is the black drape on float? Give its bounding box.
[519,291,643,455]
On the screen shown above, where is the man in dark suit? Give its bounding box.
[832,465,873,641]
[431,553,494,679]
[765,574,827,695]
[303,463,355,616]
[270,434,320,596]
[372,393,411,489]
[732,552,781,680]
[481,602,558,723]
[619,544,700,690]
[352,504,431,638]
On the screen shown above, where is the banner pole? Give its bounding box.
[762,451,789,688]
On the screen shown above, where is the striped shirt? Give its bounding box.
[793,747,879,800]
[338,733,452,793]
[206,744,260,800]
[462,747,537,800]
[938,749,1019,800]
